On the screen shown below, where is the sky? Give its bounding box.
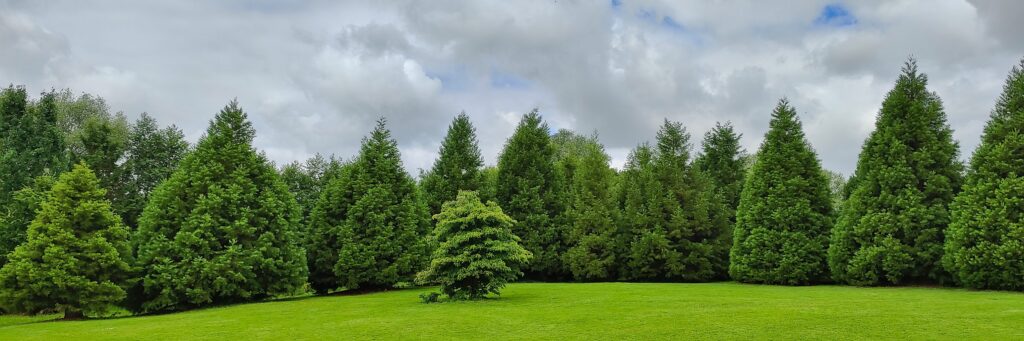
[1,0,1022,175]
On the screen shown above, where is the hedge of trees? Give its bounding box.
[1,58,1023,318]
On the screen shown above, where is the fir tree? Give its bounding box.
[0,164,132,319]
[420,112,484,215]
[417,191,531,300]
[944,60,1024,290]
[307,119,429,293]
[133,101,307,312]
[495,110,566,279]
[617,144,660,280]
[829,60,963,286]
[695,121,746,220]
[731,99,833,285]
[563,142,620,280]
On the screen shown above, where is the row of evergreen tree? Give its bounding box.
[0,58,1022,318]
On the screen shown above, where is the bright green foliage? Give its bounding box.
[477,166,499,203]
[695,122,746,220]
[496,110,566,279]
[133,101,307,312]
[420,113,484,215]
[944,60,1024,291]
[0,175,55,265]
[0,164,132,319]
[417,191,531,299]
[307,119,429,293]
[730,99,833,285]
[829,60,963,286]
[563,142,619,280]
[116,114,189,229]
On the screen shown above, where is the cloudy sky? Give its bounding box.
[1,0,1022,175]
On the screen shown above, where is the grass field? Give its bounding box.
[0,282,1022,340]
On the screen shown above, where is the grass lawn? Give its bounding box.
[0,282,1022,340]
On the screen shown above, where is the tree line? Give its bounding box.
[0,58,1022,318]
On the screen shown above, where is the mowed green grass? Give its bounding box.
[1,282,1022,340]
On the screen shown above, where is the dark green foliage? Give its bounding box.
[280,154,344,223]
[495,110,566,279]
[730,99,833,285]
[829,60,963,286]
[695,121,747,218]
[116,113,189,229]
[0,175,55,265]
[417,191,531,300]
[563,142,619,280]
[307,119,429,293]
[0,164,132,319]
[615,121,731,282]
[133,101,307,312]
[68,114,129,201]
[944,60,1024,291]
[420,113,484,215]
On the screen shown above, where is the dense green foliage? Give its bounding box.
[133,101,307,312]
[307,119,429,293]
[0,176,55,265]
[417,191,531,299]
[829,60,963,286]
[730,100,833,285]
[0,164,132,319]
[496,110,566,279]
[420,113,484,215]
[695,121,746,220]
[115,114,189,229]
[943,60,1024,291]
[562,142,619,280]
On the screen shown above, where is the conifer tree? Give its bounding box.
[616,144,660,279]
[829,60,963,286]
[730,99,833,285]
[420,113,484,215]
[0,164,132,319]
[943,60,1024,290]
[563,142,619,280]
[496,110,566,279]
[307,119,429,293]
[117,113,189,229]
[0,175,54,265]
[133,101,307,312]
[417,191,531,300]
[695,122,746,220]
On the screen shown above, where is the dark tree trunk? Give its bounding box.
[63,309,84,320]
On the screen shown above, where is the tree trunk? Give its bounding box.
[63,309,84,320]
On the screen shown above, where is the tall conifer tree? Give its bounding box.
[829,60,963,286]
[563,142,619,280]
[134,101,307,312]
[943,60,1024,290]
[695,122,746,221]
[420,112,484,215]
[731,99,833,285]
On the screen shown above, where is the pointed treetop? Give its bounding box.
[206,99,255,145]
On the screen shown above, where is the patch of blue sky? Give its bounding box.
[815,4,857,27]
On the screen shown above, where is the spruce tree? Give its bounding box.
[417,191,531,300]
[420,112,484,215]
[695,121,746,220]
[829,60,963,286]
[616,144,661,280]
[0,164,132,319]
[943,60,1024,290]
[133,101,307,312]
[563,142,620,280]
[307,119,429,293]
[117,113,189,229]
[730,99,833,285]
[495,110,566,279]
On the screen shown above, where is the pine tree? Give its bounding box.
[117,113,189,229]
[730,99,833,285]
[496,110,566,279]
[829,60,963,286]
[417,191,531,300]
[563,142,620,280]
[420,113,484,215]
[307,119,429,293]
[695,122,746,220]
[0,164,132,319]
[133,101,307,312]
[943,60,1024,291]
